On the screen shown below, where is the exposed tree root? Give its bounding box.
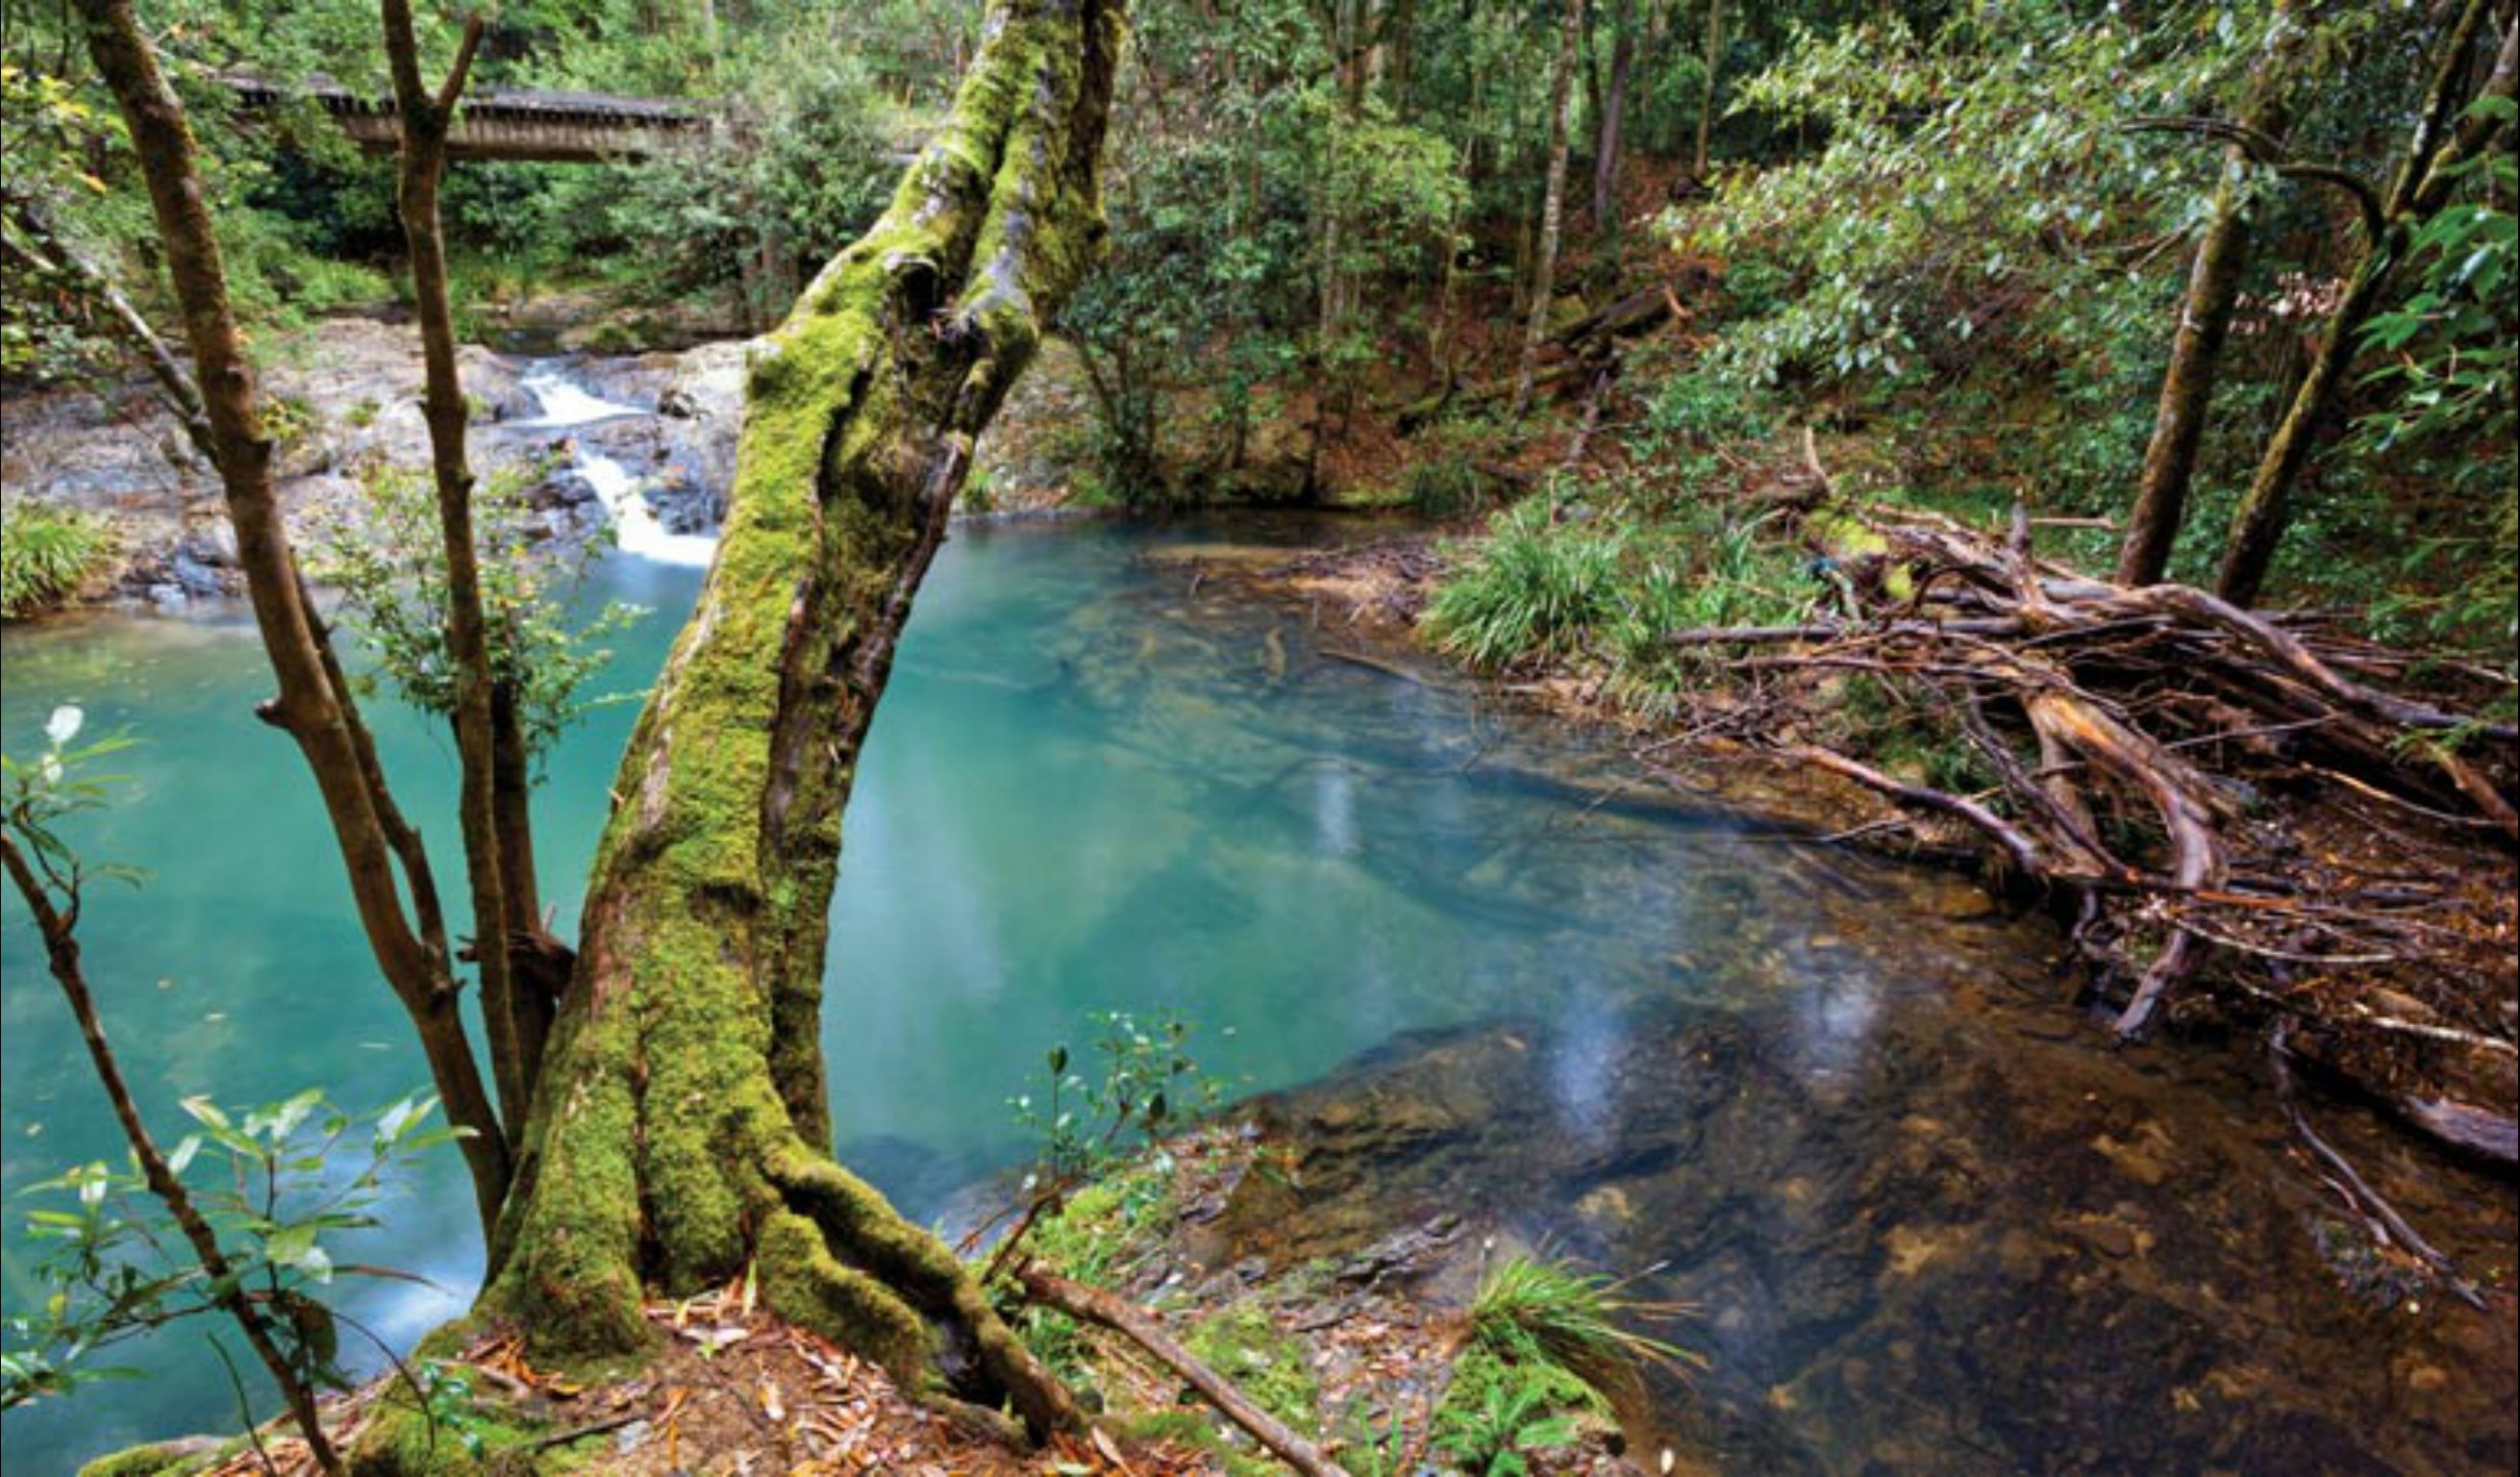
[1659,495,2518,1166]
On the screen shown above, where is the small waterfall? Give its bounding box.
[517,366,718,568]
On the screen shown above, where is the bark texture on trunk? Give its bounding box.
[486,0,1124,1438]
[74,0,512,1234]
[1693,0,1722,181]
[1593,0,1634,232]
[379,3,536,1146]
[2116,143,2258,587]
[2118,8,2302,588]
[1511,0,1583,421]
[2217,4,2516,605]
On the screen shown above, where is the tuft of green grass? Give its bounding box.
[1401,451,1491,518]
[1423,497,1629,669]
[2,502,116,618]
[1427,492,1817,701]
[1466,1254,1706,1396]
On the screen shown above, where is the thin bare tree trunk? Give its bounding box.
[378,3,535,1147]
[2119,12,2303,588]
[2217,5,2515,605]
[1512,0,1583,421]
[488,686,554,1088]
[1593,0,1634,232]
[1693,0,1722,180]
[73,0,511,1234]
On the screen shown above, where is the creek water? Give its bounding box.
[2,495,2512,1470]
[510,368,719,566]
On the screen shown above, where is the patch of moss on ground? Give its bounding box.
[347,1391,557,1477]
[75,1441,225,1477]
[1119,1408,1286,1477]
[1181,1305,1319,1438]
[1022,1153,1179,1288]
[994,1152,1180,1388]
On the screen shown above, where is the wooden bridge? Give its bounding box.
[223,73,712,163]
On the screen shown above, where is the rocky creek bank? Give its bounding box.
[1,315,748,612]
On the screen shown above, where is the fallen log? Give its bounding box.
[1017,1265,1355,1477]
[1788,744,2048,880]
[1553,283,1675,357]
[2271,1024,2489,1306]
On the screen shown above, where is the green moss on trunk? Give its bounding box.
[480,0,1125,1441]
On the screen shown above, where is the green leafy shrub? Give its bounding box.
[1,1089,459,1410]
[1645,372,1774,448]
[1010,1011,1218,1187]
[1432,1351,1585,1477]
[309,459,640,765]
[1,503,116,617]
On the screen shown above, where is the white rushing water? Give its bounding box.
[517,367,719,568]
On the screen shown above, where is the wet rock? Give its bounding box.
[177,523,238,569]
[4,316,755,605]
[168,551,227,599]
[472,371,543,424]
[2064,1215,2139,1260]
[972,336,1094,510]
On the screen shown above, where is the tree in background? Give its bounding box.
[1511,0,1583,421]
[2213,0,2516,604]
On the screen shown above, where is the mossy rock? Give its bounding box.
[347,1394,561,1477]
[75,1439,227,1477]
[1118,1408,1285,1477]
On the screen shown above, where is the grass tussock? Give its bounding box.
[1,503,116,618]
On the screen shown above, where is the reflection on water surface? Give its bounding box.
[3,515,2510,1474]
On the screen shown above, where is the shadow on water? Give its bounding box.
[1,512,2510,1474]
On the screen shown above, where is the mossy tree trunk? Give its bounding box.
[483,0,1123,1439]
[2116,5,2302,588]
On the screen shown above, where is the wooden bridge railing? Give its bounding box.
[223,72,713,163]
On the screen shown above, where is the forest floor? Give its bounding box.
[109,1130,1659,1477]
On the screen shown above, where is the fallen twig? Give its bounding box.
[1018,1265,1355,1477]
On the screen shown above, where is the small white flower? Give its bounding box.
[38,755,63,787]
[44,705,84,747]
